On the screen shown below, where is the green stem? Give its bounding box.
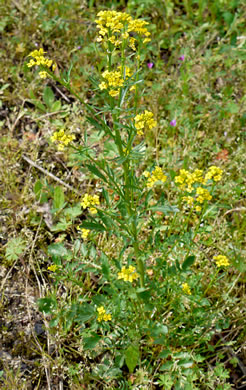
[134,45,141,115]
[203,268,219,296]
[133,240,144,288]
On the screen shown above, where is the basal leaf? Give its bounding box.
[125,344,139,373]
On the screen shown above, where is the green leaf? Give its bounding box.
[51,100,61,112]
[182,255,195,271]
[160,361,173,371]
[151,323,168,345]
[177,358,193,368]
[151,324,168,338]
[48,243,68,257]
[83,334,101,350]
[5,237,26,262]
[159,349,171,359]
[53,186,65,210]
[37,297,57,314]
[125,344,139,373]
[34,180,42,198]
[225,102,239,114]
[43,86,55,107]
[30,90,46,112]
[63,204,82,219]
[100,253,110,280]
[76,303,94,323]
[86,164,107,182]
[150,204,179,214]
[50,218,72,232]
[79,221,106,232]
[33,180,48,203]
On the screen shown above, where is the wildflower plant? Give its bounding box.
[28,9,234,384]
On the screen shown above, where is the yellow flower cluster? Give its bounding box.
[196,187,212,203]
[204,166,223,183]
[213,255,230,267]
[134,110,157,135]
[176,166,223,211]
[128,19,151,43]
[27,48,56,79]
[99,66,132,97]
[176,167,223,192]
[182,283,191,295]
[182,196,194,206]
[48,264,59,272]
[118,266,139,283]
[95,10,151,49]
[97,306,112,322]
[77,226,89,240]
[50,129,75,151]
[81,194,100,214]
[144,166,167,188]
[175,169,204,192]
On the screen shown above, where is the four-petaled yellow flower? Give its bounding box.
[27,48,57,79]
[48,264,59,272]
[213,255,230,267]
[50,129,75,151]
[182,196,194,206]
[99,66,132,97]
[182,283,191,295]
[196,187,212,203]
[175,169,204,192]
[97,306,112,322]
[145,166,167,188]
[77,226,89,240]
[134,110,157,135]
[81,194,100,214]
[205,166,223,183]
[118,265,139,283]
[95,10,151,49]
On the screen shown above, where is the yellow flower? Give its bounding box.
[48,264,58,272]
[97,306,112,322]
[213,255,230,267]
[134,110,157,135]
[175,169,195,192]
[192,169,204,184]
[182,283,191,295]
[77,226,89,239]
[182,196,194,206]
[118,265,139,283]
[27,48,56,79]
[95,10,151,47]
[146,166,167,188]
[99,66,132,97]
[39,71,48,79]
[122,32,129,39]
[143,171,150,178]
[196,187,212,203]
[109,89,120,97]
[129,37,136,50]
[81,194,100,214]
[50,129,75,150]
[99,81,107,90]
[205,166,223,183]
[128,19,151,40]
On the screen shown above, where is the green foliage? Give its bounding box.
[125,344,140,373]
[5,237,26,263]
[1,0,245,388]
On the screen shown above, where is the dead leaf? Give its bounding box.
[215,149,229,161]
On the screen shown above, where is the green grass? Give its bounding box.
[0,0,246,389]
